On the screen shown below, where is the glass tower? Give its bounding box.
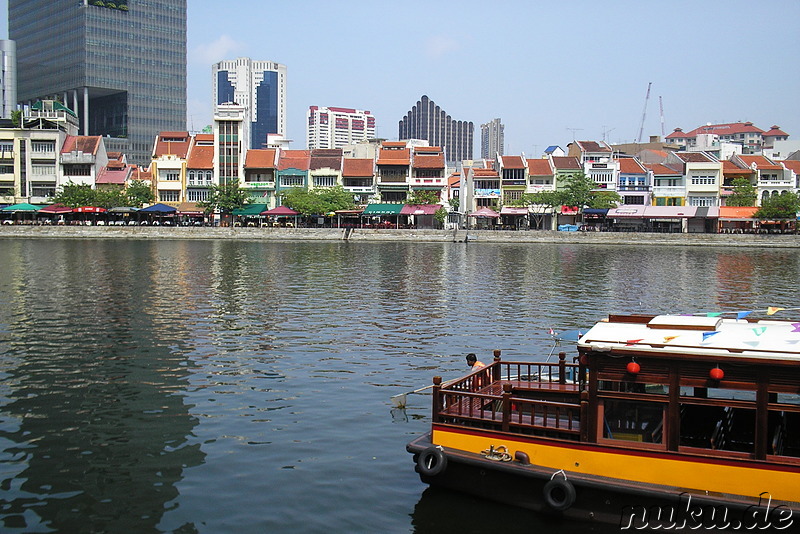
[9,0,187,166]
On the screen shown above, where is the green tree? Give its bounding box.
[449,196,460,212]
[588,190,622,209]
[94,188,127,209]
[50,182,97,207]
[126,179,155,207]
[726,177,757,207]
[755,191,800,220]
[11,110,22,128]
[281,186,355,215]
[407,190,440,205]
[198,181,250,215]
[434,207,448,227]
[560,172,594,210]
[516,190,565,230]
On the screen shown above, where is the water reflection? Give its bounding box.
[0,239,798,533]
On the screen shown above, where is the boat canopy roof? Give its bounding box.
[578,314,800,362]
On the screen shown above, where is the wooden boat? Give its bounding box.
[407,313,800,529]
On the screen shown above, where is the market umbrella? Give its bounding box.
[468,207,500,218]
[260,205,300,227]
[139,203,177,214]
[1,202,41,212]
[38,204,73,214]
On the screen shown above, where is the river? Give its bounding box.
[0,239,798,533]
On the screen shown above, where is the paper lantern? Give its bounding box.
[626,361,641,375]
[710,367,724,381]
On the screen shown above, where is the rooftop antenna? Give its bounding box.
[566,127,583,141]
[637,82,652,143]
[602,126,615,144]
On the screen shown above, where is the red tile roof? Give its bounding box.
[154,131,190,158]
[472,168,499,177]
[526,158,553,175]
[413,153,445,169]
[764,126,788,137]
[186,144,213,169]
[736,155,782,171]
[310,149,343,171]
[551,156,581,170]
[723,160,752,175]
[575,140,611,153]
[499,155,525,169]
[245,149,277,169]
[644,163,682,175]
[377,147,410,166]
[618,158,647,174]
[96,166,130,185]
[413,146,442,153]
[381,141,408,148]
[674,152,716,163]
[781,160,800,174]
[61,135,101,155]
[342,158,374,177]
[666,122,765,139]
[278,150,311,171]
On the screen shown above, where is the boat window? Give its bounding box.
[599,381,668,396]
[768,411,800,458]
[679,404,755,454]
[774,393,800,406]
[602,400,664,444]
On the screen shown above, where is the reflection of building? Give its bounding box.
[9,0,187,167]
[213,58,287,150]
[307,106,376,149]
[398,95,473,165]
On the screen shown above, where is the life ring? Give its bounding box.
[542,478,576,511]
[416,447,447,477]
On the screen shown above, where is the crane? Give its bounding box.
[636,82,651,143]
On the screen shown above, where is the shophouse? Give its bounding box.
[375,142,410,203]
[276,150,310,199]
[731,155,792,204]
[151,131,190,204]
[341,158,375,204]
[617,157,651,205]
[185,135,214,204]
[667,152,723,207]
[243,148,278,206]
[410,146,446,201]
[309,149,343,191]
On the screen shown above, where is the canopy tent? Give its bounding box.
[468,207,500,218]
[499,207,529,216]
[233,203,269,217]
[176,202,204,216]
[399,204,441,216]
[73,206,108,213]
[260,206,299,216]
[108,206,140,214]
[1,202,41,212]
[38,204,73,214]
[361,203,404,216]
[139,203,177,213]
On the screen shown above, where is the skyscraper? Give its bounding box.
[398,95,473,165]
[481,118,504,159]
[9,0,187,167]
[0,41,16,119]
[307,106,376,149]
[212,58,287,151]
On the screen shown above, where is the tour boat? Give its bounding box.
[407,313,800,529]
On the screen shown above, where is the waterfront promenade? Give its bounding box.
[2,225,799,247]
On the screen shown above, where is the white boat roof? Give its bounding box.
[578,314,800,362]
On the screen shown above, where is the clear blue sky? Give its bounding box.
[3,0,800,155]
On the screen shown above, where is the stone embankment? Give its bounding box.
[1,225,799,247]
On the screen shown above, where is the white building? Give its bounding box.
[306,106,376,150]
[212,58,287,150]
[480,118,504,159]
[0,40,16,119]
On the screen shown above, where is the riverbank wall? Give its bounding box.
[2,225,800,247]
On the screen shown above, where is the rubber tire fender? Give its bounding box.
[416,447,447,477]
[542,478,576,512]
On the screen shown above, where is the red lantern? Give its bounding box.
[710,367,724,381]
[626,361,640,375]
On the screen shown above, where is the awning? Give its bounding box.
[400,204,441,215]
[561,206,579,215]
[38,204,74,214]
[468,207,500,218]
[719,206,758,220]
[499,207,529,216]
[645,206,697,218]
[607,206,646,218]
[692,206,718,218]
[583,208,609,215]
[261,205,300,216]
[108,206,140,214]
[233,203,268,216]
[140,203,177,213]
[73,206,108,213]
[1,202,41,212]
[176,202,203,215]
[362,203,404,215]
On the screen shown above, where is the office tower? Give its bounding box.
[9,0,187,167]
[307,106,376,149]
[398,95,473,164]
[481,118,504,159]
[0,41,16,119]
[212,58,286,150]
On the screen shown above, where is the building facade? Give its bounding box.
[480,118,504,159]
[213,57,287,150]
[307,106,376,150]
[0,40,16,119]
[9,0,187,167]
[398,95,473,165]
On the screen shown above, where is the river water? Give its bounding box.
[0,238,798,533]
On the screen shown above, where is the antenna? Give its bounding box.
[659,96,665,139]
[637,82,652,143]
[602,126,615,144]
[566,127,583,140]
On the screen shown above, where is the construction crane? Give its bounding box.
[659,96,666,139]
[636,82,651,143]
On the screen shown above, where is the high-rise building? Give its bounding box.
[0,41,16,119]
[398,95,473,165]
[212,58,287,151]
[481,118,504,159]
[9,0,187,167]
[307,106,376,150]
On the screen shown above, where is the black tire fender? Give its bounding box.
[543,478,576,511]
[416,447,447,477]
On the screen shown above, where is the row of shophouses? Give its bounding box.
[2,102,799,227]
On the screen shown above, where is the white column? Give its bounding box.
[83,87,89,135]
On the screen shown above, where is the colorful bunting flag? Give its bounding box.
[706,312,722,317]
[792,323,800,333]
[752,327,767,336]
[737,311,752,320]
[663,336,679,343]
[625,339,643,346]
[702,331,719,342]
[767,307,785,316]
[743,341,760,348]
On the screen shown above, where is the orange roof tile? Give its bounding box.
[278,150,310,171]
[245,149,277,169]
[377,147,410,166]
[413,153,445,169]
[526,158,553,175]
[674,152,716,163]
[186,144,213,169]
[61,135,101,155]
[644,163,682,175]
[382,141,407,148]
[781,160,800,173]
[154,131,190,158]
[618,158,647,174]
[343,158,374,177]
[737,155,782,171]
[666,122,765,139]
[551,157,581,170]
[719,206,758,219]
[500,155,525,169]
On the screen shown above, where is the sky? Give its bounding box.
[2,0,800,157]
